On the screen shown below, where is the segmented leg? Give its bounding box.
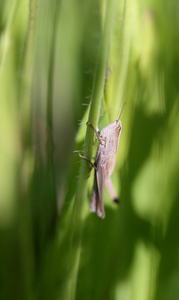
[95,165,105,218]
[86,121,100,141]
[86,121,106,146]
[105,177,119,204]
[90,183,97,213]
[74,151,97,177]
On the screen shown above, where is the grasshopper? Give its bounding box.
[77,99,125,218]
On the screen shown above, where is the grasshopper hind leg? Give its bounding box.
[96,166,105,218]
[105,177,120,204]
[90,189,97,213]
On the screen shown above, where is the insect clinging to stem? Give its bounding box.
[76,94,126,219]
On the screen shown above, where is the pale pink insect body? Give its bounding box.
[76,98,125,218]
[90,118,122,218]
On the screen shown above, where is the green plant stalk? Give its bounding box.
[20,0,38,141]
[66,0,117,299]
[46,0,61,217]
[18,0,38,298]
[0,0,38,297]
[112,0,133,114]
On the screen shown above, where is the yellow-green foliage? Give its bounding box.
[0,0,179,299]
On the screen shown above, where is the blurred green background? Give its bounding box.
[0,0,179,299]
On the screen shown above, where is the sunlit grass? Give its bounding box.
[0,0,179,299]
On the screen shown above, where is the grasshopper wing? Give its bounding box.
[90,165,105,218]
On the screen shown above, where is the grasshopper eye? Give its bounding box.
[117,124,121,131]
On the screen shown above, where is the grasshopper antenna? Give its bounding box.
[117,91,126,121]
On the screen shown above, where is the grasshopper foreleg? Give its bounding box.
[86,121,106,145]
[86,121,100,142]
